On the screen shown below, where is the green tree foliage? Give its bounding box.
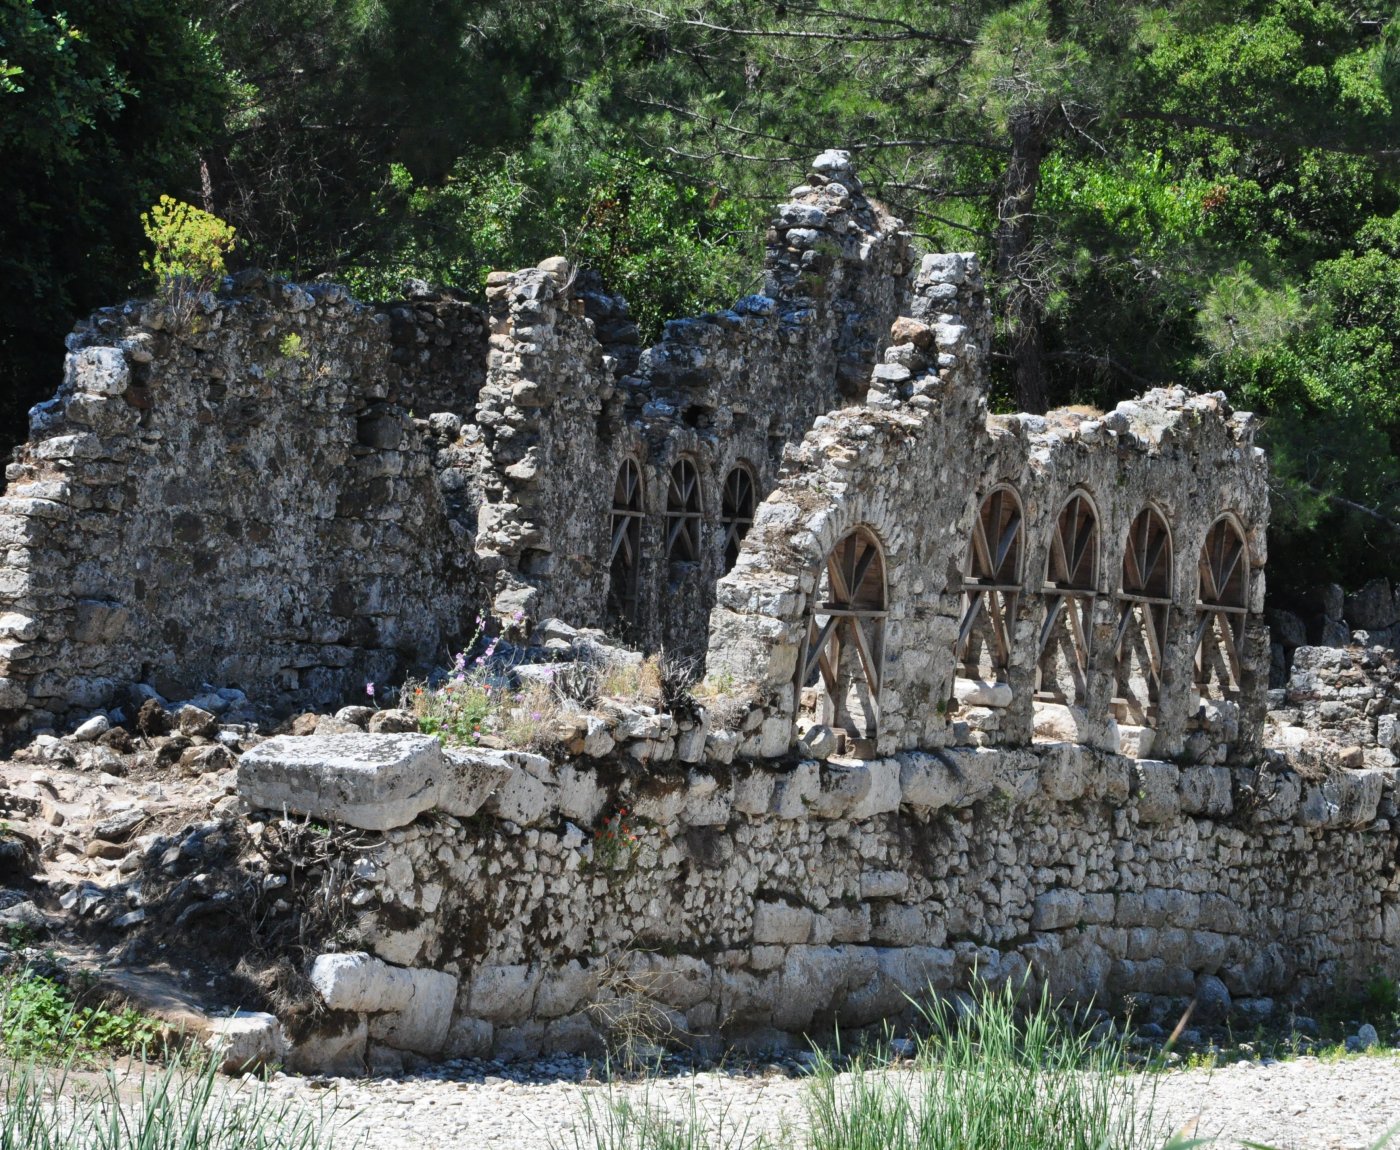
[5,0,1400,593]
[0,0,229,442]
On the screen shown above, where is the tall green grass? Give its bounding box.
[0,1052,349,1150]
[805,981,1149,1150]
[0,971,348,1150]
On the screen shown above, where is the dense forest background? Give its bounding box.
[3,0,1399,602]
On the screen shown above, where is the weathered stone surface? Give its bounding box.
[205,1011,285,1074]
[310,951,416,1013]
[1135,761,1181,823]
[366,967,458,1054]
[237,733,445,831]
[439,747,513,818]
[286,1013,367,1077]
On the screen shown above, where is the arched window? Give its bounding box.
[957,486,1024,682]
[665,459,702,564]
[1037,491,1098,704]
[1194,515,1249,698]
[1114,506,1173,725]
[608,460,644,625]
[799,528,886,744]
[720,464,757,572]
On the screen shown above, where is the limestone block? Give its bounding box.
[771,760,819,819]
[1134,761,1180,823]
[582,716,616,757]
[556,763,607,823]
[1179,766,1233,817]
[797,723,838,760]
[309,951,416,1013]
[66,346,130,396]
[872,903,925,946]
[469,964,540,1024]
[1031,888,1084,931]
[485,764,557,826]
[732,768,776,815]
[443,1017,493,1059]
[849,758,901,820]
[883,945,957,997]
[938,747,1000,804]
[676,721,708,762]
[898,752,960,809]
[440,747,514,817]
[543,1012,604,1055]
[860,870,909,899]
[1117,725,1155,759]
[824,904,872,943]
[205,1011,285,1074]
[71,714,109,742]
[534,960,598,1018]
[285,1013,367,1076]
[1032,702,1088,744]
[808,763,872,818]
[634,954,713,1010]
[752,900,814,945]
[237,734,445,831]
[774,945,859,1028]
[759,715,792,757]
[366,967,458,1054]
[682,773,732,826]
[1303,768,1388,827]
[705,730,740,764]
[1038,744,1091,802]
[955,677,1012,710]
[370,919,433,968]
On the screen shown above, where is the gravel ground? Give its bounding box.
[236,1052,1400,1150]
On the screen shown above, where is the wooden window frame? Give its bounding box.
[1113,506,1173,723]
[665,458,702,564]
[799,528,887,740]
[1036,491,1099,704]
[957,485,1024,682]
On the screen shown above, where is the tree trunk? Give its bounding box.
[994,108,1050,414]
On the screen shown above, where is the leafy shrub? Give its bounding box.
[141,195,237,295]
[0,971,162,1062]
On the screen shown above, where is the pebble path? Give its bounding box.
[237,1052,1400,1150]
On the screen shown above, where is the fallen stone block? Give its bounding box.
[205,1011,285,1074]
[237,733,445,831]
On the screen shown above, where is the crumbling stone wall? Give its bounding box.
[0,277,489,730]
[236,727,1400,1070]
[475,150,913,656]
[0,152,914,727]
[706,253,1271,765]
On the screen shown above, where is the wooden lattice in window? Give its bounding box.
[957,486,1024,681]
[665,459,702,563]
[1114,506,1173,724]
[1036,491,1098,703]
[720,465,756,572]
[607,460,643,624]
[1194,515,1249,698]
[799,528,886,739]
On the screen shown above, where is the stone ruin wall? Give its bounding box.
[474,149,912,657]
[226,240,1388,1075]
[244,662,1399,1070]
[0,280,490,731]
[1,149,1398,1072]
[0,151,911,729]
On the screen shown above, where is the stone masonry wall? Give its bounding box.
[474,151,913,657]
[0,276,489,730]
[236,727,1400,1071]
[706,253,1271,765]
